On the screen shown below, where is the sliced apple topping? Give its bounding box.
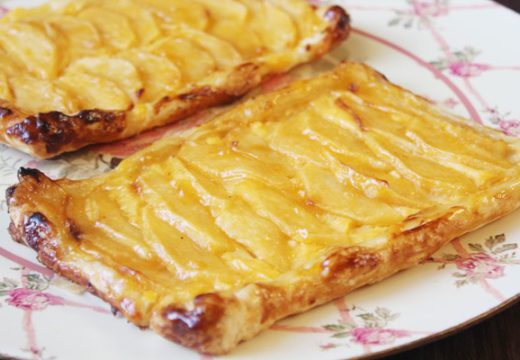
[0,23,57,79]
[10,76,77,114]
[47,16,101,53]
[165,26,242,69]
[0,0,328,125]
[58,72,131,111]
[0,54,22,79]
[122,50,181,102]
[237,0,297,52]
[193,0,248,22]
[299,163,403,225]
[99,0,161,45]
[2,3,56,21]
[0,71,13,102]
[65,57,143,102]
[139,0,209,30]
[267,0,321,38]
[148,37,216,83]
[79,7,137,50]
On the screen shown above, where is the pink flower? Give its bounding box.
[6,288,65,311]
[350,327,410,346]
[448,62,490,78]
[455,258,477,273]
[412,2,449,17]
[455,252,505,280]
[455,252,497,273]
[483,264,504,279]
[498,119,520,137]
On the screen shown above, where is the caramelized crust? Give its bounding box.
[1,104,125,155]
[7,63,520,354]
[0,0,350,158]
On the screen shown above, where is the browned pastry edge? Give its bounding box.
[0,5,351,159]
[2,108,126,155]
[7,167,520,354]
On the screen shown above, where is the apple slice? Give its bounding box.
[196,0,261,58]
[165,26,242,69]
[193,0,248,22]
[0,50,22,76]
[47,16,101,52]
[10,76,78,114]
[148,37,215,84]
[0,23,57,79]
[139,0,209,30]
[79,7,136,50]
[236,0,297,52]
[122,50,181,102]
[66,57,143,102]
[99,0,161,45]
[0,71,13,102]
[59,72,130,111]
[266,0,320,37]
[299,162,403,226]
[2,3,57,21]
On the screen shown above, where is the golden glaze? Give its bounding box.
[0,0,349,157]
[8,63,520,354]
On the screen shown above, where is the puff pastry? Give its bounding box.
[0,0,350,158]
[7,63,520,354]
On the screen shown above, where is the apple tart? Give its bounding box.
[7,63,520,354]
[0,0,350,158]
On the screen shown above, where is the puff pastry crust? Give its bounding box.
[0,0,350,158]
[7,63,520,354]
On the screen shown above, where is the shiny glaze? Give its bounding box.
[0,0,322,116]
[39,63,519,308]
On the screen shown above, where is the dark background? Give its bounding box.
[388,1,519,358]
[496,0,520,11]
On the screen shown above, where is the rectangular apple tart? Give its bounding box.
[7,63,520,354]
[0,0,350,158]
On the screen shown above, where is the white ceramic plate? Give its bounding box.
[0,0,519,359]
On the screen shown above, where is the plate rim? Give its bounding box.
[0,0,520,359]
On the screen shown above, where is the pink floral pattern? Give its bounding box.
[431,47,490,78]
[6,288,65,311]
[1,270,66,311]
[498,120,520,137]
[350,328,410,346]
[389,0,449,28]
[411,0,449,17]
[448,62,490,78]
[432,234,519,287]
[0,267,109,359]
[455,255,504,279]
[486,108,520,137]
[321,306,411,350]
